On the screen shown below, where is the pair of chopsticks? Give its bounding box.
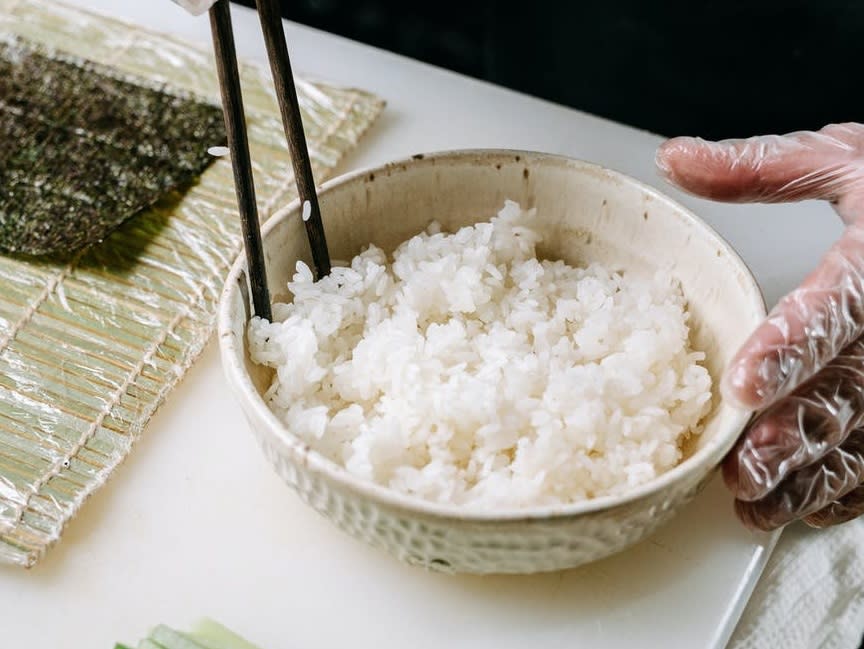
[209,0,330,322]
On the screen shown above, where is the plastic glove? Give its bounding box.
[656,123,864,531]
[171,0,218,16]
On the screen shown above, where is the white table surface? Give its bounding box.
[0,2,843,648]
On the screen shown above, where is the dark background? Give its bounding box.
[234,0,863,140]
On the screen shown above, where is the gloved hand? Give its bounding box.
[656,123,864,531]
[171,0,218,15]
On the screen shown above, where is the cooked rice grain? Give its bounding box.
[249,201,711,508]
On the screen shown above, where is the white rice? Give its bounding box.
[248,201,712,509]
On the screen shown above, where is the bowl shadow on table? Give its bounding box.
[441,475,757,619]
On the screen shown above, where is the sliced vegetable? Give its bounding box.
[120,619,263,649]
[190,619,263,649]
[148,625,209,649]
[137,639,168,649]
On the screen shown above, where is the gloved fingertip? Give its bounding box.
[803,485,864,528]
[720,371,763,411]
[654,137,698,179]
[732,500,763,531]
[734,500,784,532]
[654,145,673,179]
[802,514,831,529]
[721,357,777,411]
[721,453,740,494]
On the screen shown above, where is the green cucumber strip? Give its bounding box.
[191,619,263,649]
[148,625,210,649]
[138,639,169,649]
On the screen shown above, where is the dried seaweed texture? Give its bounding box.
[0,36,226,255]
[0,0,384,567]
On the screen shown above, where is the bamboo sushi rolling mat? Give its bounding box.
[0,0,384,567]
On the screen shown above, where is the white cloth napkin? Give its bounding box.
[729,519,864,649]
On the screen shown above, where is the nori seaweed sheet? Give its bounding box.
[0,36,226,255]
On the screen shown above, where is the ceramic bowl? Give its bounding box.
[217,150,764,574]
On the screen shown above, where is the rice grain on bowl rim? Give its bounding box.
[248,200,712,510]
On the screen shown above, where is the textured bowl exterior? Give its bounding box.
[247,404,712,574]
[218,150,765,575]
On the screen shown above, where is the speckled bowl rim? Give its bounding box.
[217,149,766,524]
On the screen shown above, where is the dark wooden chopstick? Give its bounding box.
[255,0,331,279]
[209,0,272,321]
